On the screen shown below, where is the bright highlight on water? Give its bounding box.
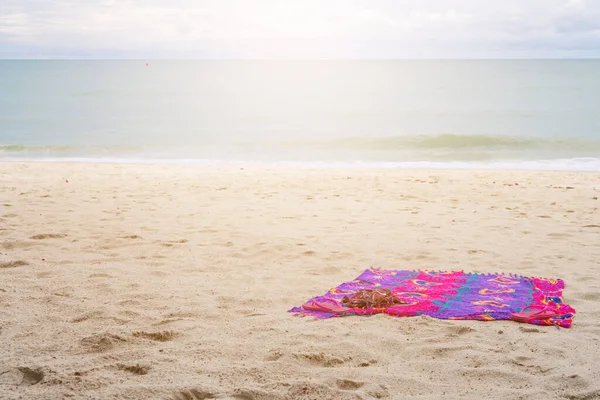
[1,60,599,170]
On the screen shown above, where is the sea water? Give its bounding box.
[1,60,599,170]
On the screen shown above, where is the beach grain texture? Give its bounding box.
[0,162,599,400]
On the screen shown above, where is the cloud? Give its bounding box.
[0,0,599,58]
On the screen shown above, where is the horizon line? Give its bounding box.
[1,57,600,61]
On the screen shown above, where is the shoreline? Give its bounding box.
[2,157,600,172]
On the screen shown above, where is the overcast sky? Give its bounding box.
[1,0,599,58]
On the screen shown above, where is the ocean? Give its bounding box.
[1,60,599,170]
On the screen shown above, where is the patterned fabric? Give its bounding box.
[289,269,575,328]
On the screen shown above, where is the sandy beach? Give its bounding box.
[0,162,599,400]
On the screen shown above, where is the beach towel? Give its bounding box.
[289,269,575,328]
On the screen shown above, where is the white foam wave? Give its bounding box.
[1,156,599,172]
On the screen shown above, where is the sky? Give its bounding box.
[1,0,599,59]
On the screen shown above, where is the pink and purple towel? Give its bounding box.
[289,269,575,328]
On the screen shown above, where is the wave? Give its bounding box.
[1,157,599,172]
[309,134,600,151]
[2,134,600,171]
[3,134,599,154]
[0,144,145,155]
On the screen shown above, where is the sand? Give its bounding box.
[0,162,599,400]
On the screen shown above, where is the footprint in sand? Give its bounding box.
[336,379,365,390]
[116,364,150,375]
[264,350,284,362]
[1,240,37,250]
[580,292,600,301]
[548,233,574,238]
[171,389,215,400]
[132,330,177,342]
[0,367,44,386]
[154,312,197,325]
[0,260,28,269]
[287,382,367,400]
[88,273,113,278]
[447,325,475,336]
[161,239,189,247]
[357,359,378,367]
[30,233,67,240]
[80,333,127,353]
[71,310,105,323]
[519,326,545,333]
[293,352,347,367]
[429,345,471,357]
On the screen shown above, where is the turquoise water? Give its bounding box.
[1,60,599,170]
